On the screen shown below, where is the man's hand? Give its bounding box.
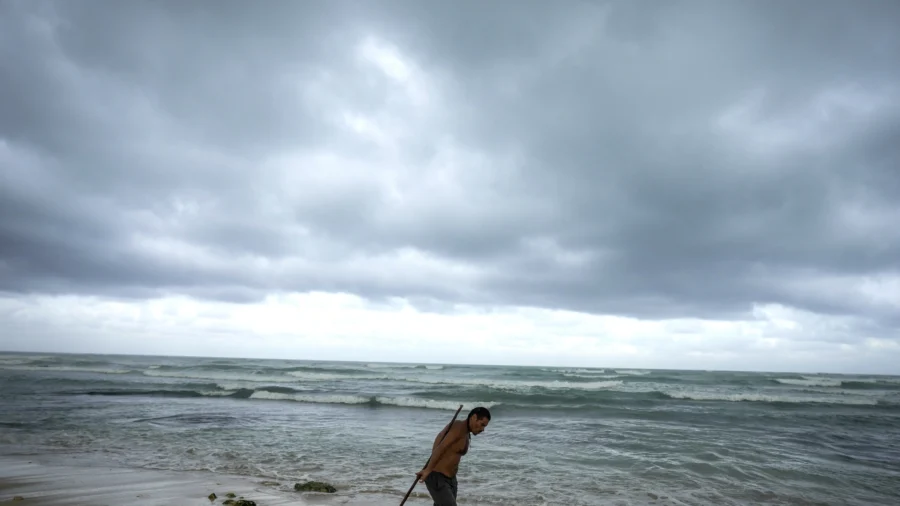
[416,467,432,483]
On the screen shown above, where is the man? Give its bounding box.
[415,406,491,506]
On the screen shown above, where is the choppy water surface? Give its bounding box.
[1,352,899,505]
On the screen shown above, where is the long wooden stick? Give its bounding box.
[399,404,464,506]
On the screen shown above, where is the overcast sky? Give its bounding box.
[1,1,898,374]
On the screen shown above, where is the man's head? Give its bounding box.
[466,406,491,435]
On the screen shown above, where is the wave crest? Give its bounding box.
[661,390,877,405]
[775,378,842,387]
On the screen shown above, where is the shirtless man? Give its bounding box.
[415,406,491,506]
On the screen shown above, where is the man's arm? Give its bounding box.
[432,423,450,451]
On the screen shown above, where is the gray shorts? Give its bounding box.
[424,471,458,506]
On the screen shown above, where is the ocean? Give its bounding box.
[1,352,898,505]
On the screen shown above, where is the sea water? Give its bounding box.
[1,352,898,505]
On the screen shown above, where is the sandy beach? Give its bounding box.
[0,453,429,506]
[0,455,318,506]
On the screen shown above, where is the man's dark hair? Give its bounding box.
[467,406,491,420]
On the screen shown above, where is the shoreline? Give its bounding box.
[0,453,422,505]
[0,454,318,506]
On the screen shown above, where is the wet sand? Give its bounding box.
[0,454,425,505]
[0,455,309,506]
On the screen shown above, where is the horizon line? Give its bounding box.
[1,349,896,377]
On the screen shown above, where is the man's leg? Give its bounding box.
[424,472,457,506]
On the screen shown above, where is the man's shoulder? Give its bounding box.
[442,420,462,436]
[440,420,466,439]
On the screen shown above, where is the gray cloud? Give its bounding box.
[1,0,898,340]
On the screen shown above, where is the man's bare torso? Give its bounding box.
[430,420,470,478]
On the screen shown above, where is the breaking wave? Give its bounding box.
[660,390,879,406]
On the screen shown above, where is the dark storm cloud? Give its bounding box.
[1,1,898,332]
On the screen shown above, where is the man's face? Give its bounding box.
[469,415,489,435]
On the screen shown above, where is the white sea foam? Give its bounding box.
[249,391,372,404]
[286,371,388,381]
[214,382,265,391]
[215,382,245,391]
[425,365,444,370]
[246,391,496,411]
[562,373,621,379]
[843,377,900,385]
[615,370,650,376]
[664,391,877,405]
[202,390,238,397]
[212,382,316,392]
[541,368,607,374]
[374,397,499,410]
[405,376,623,391]
[776,378,843,387]
[143,369,296,383]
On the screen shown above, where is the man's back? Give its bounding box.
[429,420,469,478]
